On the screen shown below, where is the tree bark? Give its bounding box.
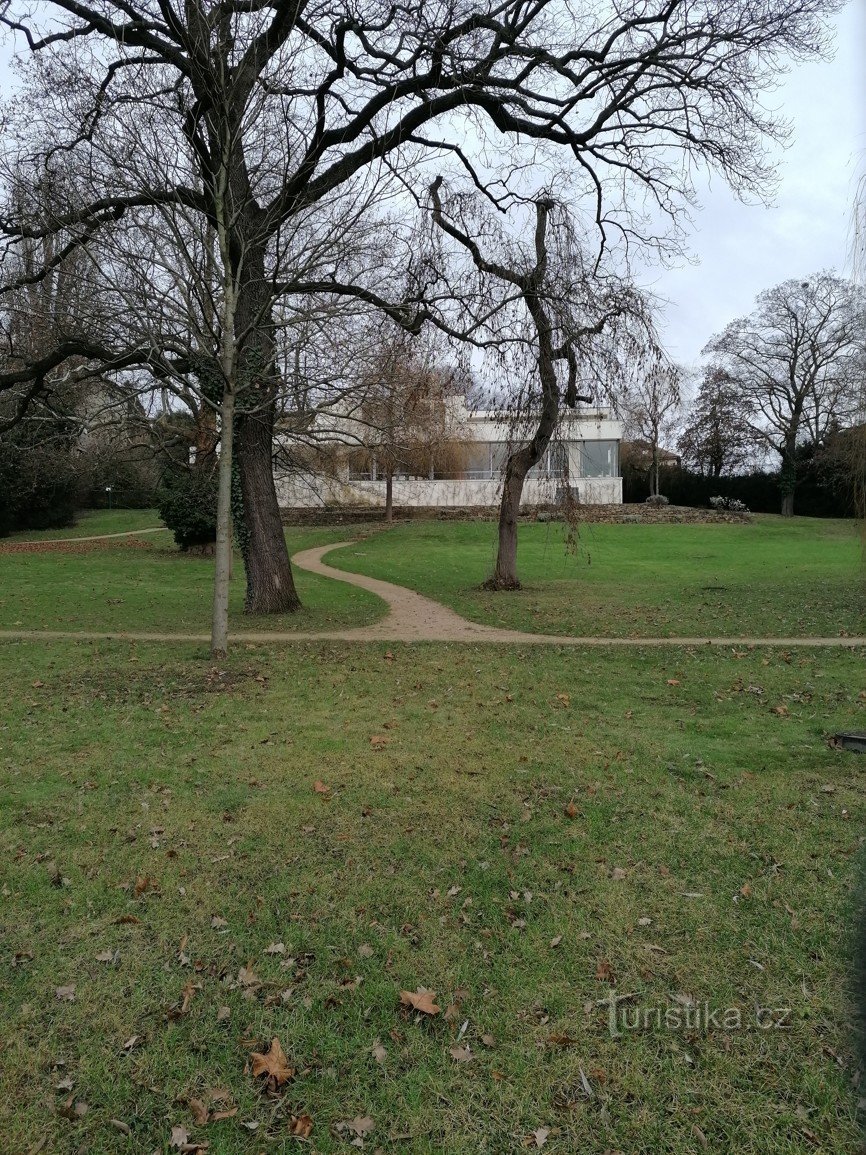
[487,455,532,589]
[233,236,300,614]
[384,472,394,522]
[210,388,234,658]
[236,407,301,612]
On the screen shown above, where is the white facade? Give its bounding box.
[275,403,623,509]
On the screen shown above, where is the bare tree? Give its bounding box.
[622,361,683,498]
[0,0,846,622]
[352,332,466,523]
[428,180,652,587]
[704,272,866,516]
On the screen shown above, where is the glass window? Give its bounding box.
[580,440,618,477]
[490,442,511,475]
[461,443,492,478]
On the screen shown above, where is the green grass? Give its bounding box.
[5,507,166,540]
[325,516,865,638]
[1,638,864,1153]
[0,511,386,634]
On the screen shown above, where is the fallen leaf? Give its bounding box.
[55,984,76,1002]
[264,942,286,954]
[555,693,570,706]
[611,867,627,881]
[238,963,260,987]
[250,1037,294,1089]
[666,679,681,687]
[449,1045,473,1062]
[595,959,615,983]
[95,949,117,963]
[187,1098,209,1126]
[371,1039,387,1064]
[563,801,577,819]
[313,781,330,795]
[170,1124,189,1149]
[340,1116,375,1138]
[110,1119,131,1135]
[289,1114,314,1138]
[549,935,563,949]
[210,916,228,929]
[529,1127,551,1149]
[216,1006,231,1023]
[370,735,390,749]
[399,989,441,1015]
[770,704,789,717]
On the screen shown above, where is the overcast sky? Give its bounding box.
[649,1,866,370]
[1,3,862,378]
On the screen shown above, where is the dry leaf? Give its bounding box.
[170,1124,189,1149]
[595,959,615,983]
[313,780,330,795]
[55,984,76,1002]
[611,867,627,881]
[188,1098,209,1126]
[216,1006,231,1023]
[264,942,286,954]
[549,935,563,949]
[210,916,228,929]
[666,679,681,686]
[399,989,441,1015]
[449,1045,473,1062]
[110,1119,131,1135]
[289,1114,314,1138]
[250,1037,294,1089]
[770,704,789,716]
[371,1039,387,1064]
[556,693,570,706]
[563,801,577,818]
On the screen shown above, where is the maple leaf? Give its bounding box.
[449,1045,473,1062]
[250,1037,294,1089]
[55,984,75,1002]
[313,780,330,795]
[399,989,441,1015]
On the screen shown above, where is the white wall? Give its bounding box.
[276,472,622,509]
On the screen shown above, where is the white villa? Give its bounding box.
[275,400,623,510]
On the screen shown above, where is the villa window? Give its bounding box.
[580,440,618,477]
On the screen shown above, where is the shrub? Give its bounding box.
[156,470,218,550]
[0,438,80,536]
[710,495,750,513]
[644,494,669,506]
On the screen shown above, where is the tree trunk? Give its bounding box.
[486,457,531,589]
[211,388,234,658]
[236,408,301,613]
[385,472,393,522]
[233,238,300,614]
[779,447,796,517]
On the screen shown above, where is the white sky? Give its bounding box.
[649,1,866,368]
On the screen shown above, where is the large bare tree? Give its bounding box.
[704,272,865,516]
[0,0,846,624]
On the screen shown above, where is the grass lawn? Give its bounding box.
[4,508,166,540]
[1,637,865,1153]
[326,516,865,638]
[0,511,385,634]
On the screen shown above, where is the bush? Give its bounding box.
[156,470,218,550]
[0,439,80,536]
[644,494,669,506]
[709,495,750,513]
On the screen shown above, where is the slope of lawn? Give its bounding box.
[0,512,385,634]
[0,638,864,1153]
[4,507,166,540]
[326,516,865,638]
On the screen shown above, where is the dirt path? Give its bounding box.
[1,539,863,648]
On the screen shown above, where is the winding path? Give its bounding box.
[0,539,863,648]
